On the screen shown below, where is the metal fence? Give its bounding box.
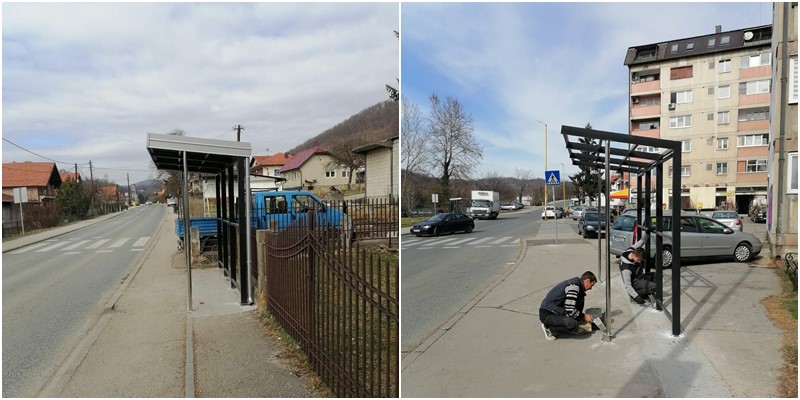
[264,214,399,397]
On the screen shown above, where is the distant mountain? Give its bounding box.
[288,100,398,154]
[132,179,163,193]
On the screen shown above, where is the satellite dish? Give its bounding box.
[744,31,754,41]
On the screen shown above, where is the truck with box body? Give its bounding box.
[470,190,500,220]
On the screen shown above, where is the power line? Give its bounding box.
[2,137,89,165]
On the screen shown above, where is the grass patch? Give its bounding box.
[761,259,798,398]
[401,216,427,227]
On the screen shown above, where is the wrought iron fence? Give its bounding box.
[264,215,399,397]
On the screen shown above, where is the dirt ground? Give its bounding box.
[759,258,798,398]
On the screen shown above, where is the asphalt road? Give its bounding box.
[401,206,574,352]
[2,205,166,397]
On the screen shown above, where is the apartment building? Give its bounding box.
[767,2,797,256]
[624,24,773,214]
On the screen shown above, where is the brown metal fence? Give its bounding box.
[264,214,399,397]
[328,197,399,248]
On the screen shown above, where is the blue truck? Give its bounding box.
[250,190,347,230]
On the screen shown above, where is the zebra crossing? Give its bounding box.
[8,236,151,255]
[401,235,520,250]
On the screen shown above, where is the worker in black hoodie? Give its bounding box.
[539,271,597,340]
[619,230,656,304]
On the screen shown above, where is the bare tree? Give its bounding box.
[427,94,483,200]
[480,171,509,194]
[514,168,534,203]
[401,98,430,215]
[327,136,365,189]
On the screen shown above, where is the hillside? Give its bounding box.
[288,100,398,154]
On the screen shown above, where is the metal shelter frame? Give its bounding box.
[146,133,254,309]
[560,125,684,337]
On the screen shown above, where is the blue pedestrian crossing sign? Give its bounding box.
[545,170,561,186]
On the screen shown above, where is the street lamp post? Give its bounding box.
[560,162,566,211]
[537,120,547,206]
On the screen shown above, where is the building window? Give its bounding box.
[720,35,730,45]
[718,85,730,98]
[686,42,694,51]
[325,170,336,178]
[790,56,798,104]
[789,153,798,194]
[716,138,729,150]
[672,90,693,104]
[670,65,693,80]
[640,97,659,106]
[717,111,730,124]
[739,79,771,95]
[738,133,769,147]
[718,59,731,73]
[738,108,769,121]
[740,52,771,68]
[745,159,768,173]
[681,140,691,152]
[708,37,716,47]
[670,166,691,177]
[273,168,280,176]
[670,44,679,53]
[670,115,692,128]
[637,120,660,130]
[716,162,728,175]
[293,172,298,180]
[341,169,348,178]
[640,145,660,153]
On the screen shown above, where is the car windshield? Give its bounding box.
[713,211,738,219]
[584,213,606,221]
[472,200,491,207]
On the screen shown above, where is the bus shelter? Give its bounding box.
[560,125,684,337]
[146,133,253,309]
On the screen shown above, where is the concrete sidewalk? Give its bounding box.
[35,209,320,397]
[401,223,783,397]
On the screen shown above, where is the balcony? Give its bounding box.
[631,104,661,117]
[739,93,770,106]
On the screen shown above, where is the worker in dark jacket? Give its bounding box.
[539,271,597,340]
[619,230,656,304]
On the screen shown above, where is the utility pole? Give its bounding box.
[74,163,79,182]
[234,124,245,142]
[127,173,131,207]
[89,160,95,211]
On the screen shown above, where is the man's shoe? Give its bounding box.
[541,323,556,341]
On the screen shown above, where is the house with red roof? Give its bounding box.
[60,171,81,183]
[279,146,351,192]
[250,152,293,190]
[2,161,62,203]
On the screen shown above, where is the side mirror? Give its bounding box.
[723,228,733,234]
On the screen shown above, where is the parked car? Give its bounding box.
[410,212,474,237]
[500,202,516,210]
[749,207,767,223]
[512,201,524,210]
[542,205,556,220]
[555,207,565,218]
[707,211,743,231]
[578,211,607,238]
[570,205,586,220]
[609,213,762,267]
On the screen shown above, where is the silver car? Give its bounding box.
[609,213,762,267]
[707,211,743,231]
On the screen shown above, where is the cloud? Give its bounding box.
[3,2,399,184]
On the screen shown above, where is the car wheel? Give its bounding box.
[465,224,474,233]
[661,246,673,268]
[582,229,587,239]
[734,243,752,262]
[415,234,422,237]
[433,227,439,237]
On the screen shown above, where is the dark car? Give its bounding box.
[410,212,475,237]
[749,207,767,223]
[578,211,607,238]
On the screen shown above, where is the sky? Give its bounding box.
[401,1,774,182]
[2,2,399,185]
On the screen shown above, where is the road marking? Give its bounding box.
[489,236,514,245]
[96,250,113,253]
[109,238,130,248]
[62,240,91,250]
[9,242,53,254]
[85,239,110,249]
[131,248,143,252]
[64,252,81,255]
[467,237,495,245]
[446,237,478,246]
[133,237,150,247]
[36,242,70,252]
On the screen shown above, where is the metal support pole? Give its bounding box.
[244,157,253,305]
[553,185,558,244]
[655,164,664,311]
[183,151,193,312]
[603,141,612,342]
[671,152,682,336]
